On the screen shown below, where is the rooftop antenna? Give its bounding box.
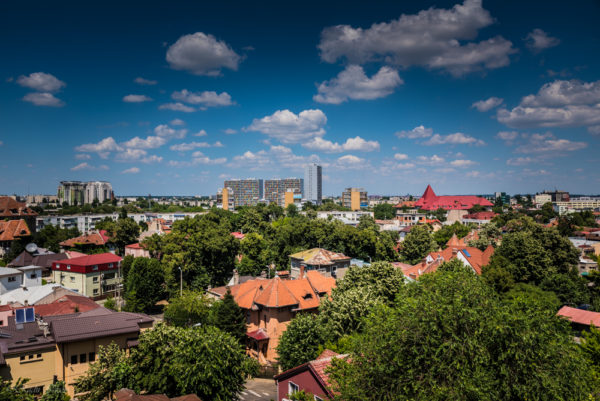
[25,243,38,254]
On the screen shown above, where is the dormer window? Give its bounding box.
[303,293,313,300]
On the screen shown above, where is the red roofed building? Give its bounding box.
[59,230,114,252]
[124,243,150,258]
[274,350,345,401]
[415,185,493,211]
[51,253,122,299]
[33,294,100,317]
[208,271,336,366]
[557,306,600,334]
[0,197,37,235]
[0,220,32,257]
[462,211,498,225]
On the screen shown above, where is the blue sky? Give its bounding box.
[1,0,599,196]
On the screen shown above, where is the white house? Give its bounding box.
[0,267,23,294]
[17,265,42,287]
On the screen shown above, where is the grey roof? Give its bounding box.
[17,265,42,271]
[0,284,79,306]
[0,317,56,363]
[0,267,22,277]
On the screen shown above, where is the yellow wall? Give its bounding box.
[222,188,229,211]
[52,270,119,298]
[284,192,294,208]
[0,347,56,395]
[350,191,360,211]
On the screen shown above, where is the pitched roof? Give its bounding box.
[59,230,112,247]
[247,328,269,341]
[463,211,498,220]
[446,233,465,247]
[114,389,200,401]
[0,220,31,242]
[0,267,22,277]
[33,295,100,317]
[0,197,37,218]
[401,245,495,279]
[289,248,350,265]
[8,251,67,268]
[54,252,122,267]
[414,185,493,211]
[210,271,335,311]
[557,306,600,326]
[0,284,80,306]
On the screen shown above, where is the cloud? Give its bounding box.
[158,102,195,112]
[336,154,365,169]
[314,65,402,104]
[166,32,241,76]
[171,90,234,107]
[515,133,587,153]
[395,125,433,139]
[394,153,408,160]
[75,154,91,160]
[17,72,65,92]
[525,29,560,52]
[169,152,227,167]
[194,129,208,137]
[303,136,380,153]
[450,159,477,167]
[497,79,600,129]
[170,119,185,126]
[423,132,485,146]
[318,0,515,76]
[70,162,109,171]
[122,167,140,174]
[122,136,167,149]
[154,124,187,139]
[506,157,536,166]
[123,94,153,103]
[141,155,163,164]
[496,131,519,142]
[170,142,212,151]
[589,126,600,136]
[245,109,327,143]
[115,148,147,161]
[23,92,64,107]
[75,137,121,158]
[472,96,503,112]
[416,155,445,165]
[229,145,320,171]
[223,128,237,135]
[134,77,157,85]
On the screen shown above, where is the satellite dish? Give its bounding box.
[25,243,38,254]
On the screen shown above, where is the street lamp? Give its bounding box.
[178,266,183,297]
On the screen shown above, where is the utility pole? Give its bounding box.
[178,266,183,297]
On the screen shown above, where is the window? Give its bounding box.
[30,273,37,279]
[93,265,98,271]
[93,276,99,283]
[93,289,99,295]
[70,355,77,365]
[108,263,113,268]
[104,273,115,280]
[8,276,16,282]
[20,356,25,361]
[288,382,299,395]
[37,354,41,358]
[70,277,75,282]
[80,353,86,363]
[29,354,34,359]
[67,265,71,270]
[89,352,95,362]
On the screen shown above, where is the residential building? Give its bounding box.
[224,179,264,207]
[555,198,600,214]
[461,211,498,225]
[414,185,493,211]
[534,193,552,207]
[0,284,80,307]
[0,197,38,234]
[543,189,570,202]
[8,249,68,277]
[58,181,113,206]
[115,388,201,401]
[59,230,114,252]
[264,178,304,206]
[395,209,427,226]
[217,187,234,210]
[315,210,374,226]
[124,243,150,258]
[0,308,153,397]
[0,268,24,294]
[17,266,43,288]
[52,253,122,299]
[0,219,32,257]
[341,188,367,211]
[304,164,322,205]
[289,248,351,279]
[208,271,335,365]
[284,189,303,208]
[275,349,344,401]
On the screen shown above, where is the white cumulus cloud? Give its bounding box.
[134,77,157,85]
[394,153,408,160]
[171,89,234,107]
[122,136,166,149]
[75,137,121,158]
[17,72,65,92]
[395,125,433,139]
[123,94,153,103]
[423,132,485,146]
[166,32,241,76]
[245,109,327,144]
[158,103,195,112]
[303,136,379,153]
[450,159,477,167]
[472,96,503,112]
[122,167,140,174]
[154,124,187,139]
[314,65,402,104]
[525,29,560,52]
[70,163,109,171]
[23,92,64,107]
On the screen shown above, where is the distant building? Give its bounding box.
[543,189,570,203]
[316,210,374,226]
[265,178,304,207]
[0,196,37,234]
[534,193,552,207]
[0,220,32,257]
[124,243,150,258]
[304,164,322,205]
[58,181,113,206]
[224,179,264,207]
[52,253,122,299]
[289,248,351,279]
[341,188,368,211]
[217,187,234,210]
[415,185,493,211]
[462,211,498,225]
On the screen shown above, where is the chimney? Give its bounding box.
[421,259,426,268]
[299,265,305,279]
[452,248,458,256]
[233,269,239,285]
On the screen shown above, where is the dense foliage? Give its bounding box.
[399,225,437,264]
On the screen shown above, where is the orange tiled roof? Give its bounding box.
[0,197,37,218]
[0,219,31,242]
[60,230,112,247]
[33,295,100,316]
[401,245,494,279]
[213,272,335,311]
[558,306,600,326]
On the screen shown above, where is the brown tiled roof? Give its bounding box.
[0,220,31,242]
[0,197,37,218]
[33,295,100,317]
[59,230,112,247]
[8,251,67,268]
[289,248,351,266]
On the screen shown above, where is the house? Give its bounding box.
[462,211,498,225]
[8,249,68,277]
[124,243,150,258]
[0,196,37,234]
[415,185,493,211]
[208,271,335,366]
[0,219,32,257]
[557,306,600,335]
[289,248,351,279]
[51,253,122,299]
[59,229,114,252]
[115,388,201,401]
[274,350,345,401]
[0,284,81,307]
[0,307,153,398]
[32,294,100,317]
[0,268,24,294]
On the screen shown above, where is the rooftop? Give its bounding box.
[0,219,31,242]
[54,252,122,267]
[289,248,351,266]
[558,306,600,327]
[414,185,493,211]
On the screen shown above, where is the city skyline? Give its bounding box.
[1,0,599,196]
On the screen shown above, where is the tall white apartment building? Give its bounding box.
[304,163,322,204]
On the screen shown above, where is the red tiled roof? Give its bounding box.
[125,243,146,249]
[393,200,416,208]
[0,219,31,242]
[0,197,37,217]
[54,252,122,267]
[414,185,493,211]
[60,230,112,247]
[401,245,494,279]
[247,328,269,341]
[33,295,100,317]
[231,232,245,240]
[463,211,498,220]
[557,306,600,326]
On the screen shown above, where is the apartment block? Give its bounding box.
[342,188,368,211]
[264,178,304,207]
[304,164,322,205]
[58,181,113,206]
[224,179,264,207]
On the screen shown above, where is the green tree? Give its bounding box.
[40,381,70,401]
[0,378,35,401]
[114,218,141,255]
[580,324,600,382]
[289,390,314,401]
[124,257,165,313]
[277,313,328,371]
[129,323,258,400]
[468,222,501,250]
[432,222,470,248]
[335,261,405,304]
[33,224,80,253]
[210,288,247,343]
[328,269,595,401]
[104,296,117,311]
[164,290,212,327]
[74,343,132,401]
[238,232,268,276]
[286,203,299,217]
[373,203,395,220]
[399,225,437,264]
